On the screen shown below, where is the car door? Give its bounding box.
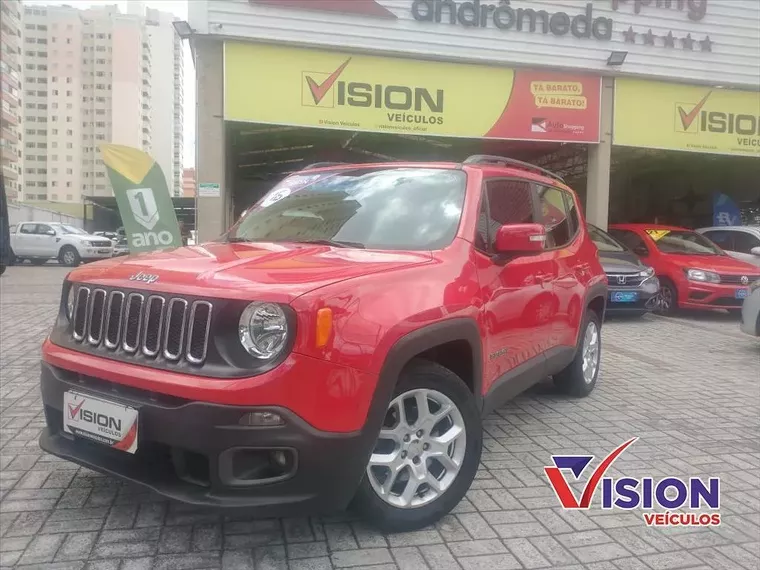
[731,231,760,268]
[473,177,557,395]
[35,223,58,257]
[535,184,585,349]
[15,223,38,256]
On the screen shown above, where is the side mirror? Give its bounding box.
[633,245,649,257]
[46,229,56,236]
[751,246,760,256]
[494,223,546,255]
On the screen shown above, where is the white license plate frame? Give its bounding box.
[63,391,139,454]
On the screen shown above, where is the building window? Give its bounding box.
[66,195,73,201]
[66,129,72,135]
[66,78,72,84]
[51,155,58,161]
[37,90,46,97]
[52,142,58,149]
[66,91,72,96]
[25,129,36,135]
[66,142,73,149]
[52,129,58,135]
[51,194,58,200]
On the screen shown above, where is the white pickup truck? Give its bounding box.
[9,222,114,267]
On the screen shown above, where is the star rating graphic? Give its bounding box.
[620,28,713,51]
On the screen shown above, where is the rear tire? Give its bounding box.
[352,359,482,532]
[58,246,80,267]
[554,310,602,398]
[656,279,678,316]
[0,265,5,276]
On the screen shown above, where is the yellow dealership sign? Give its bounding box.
[224,43,602,142]
[614,78,760,157]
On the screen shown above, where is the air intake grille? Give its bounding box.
[719,274,760,285]
[70,286,212,365]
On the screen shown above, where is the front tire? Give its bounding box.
[353,360,482,532]
[656,279,678,316]
[554,310,602,398]
[58,246,80,267]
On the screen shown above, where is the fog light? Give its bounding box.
[239,411,284,427]
[271,450,288,467]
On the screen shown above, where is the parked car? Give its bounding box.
[588,224,659,316]
[609,224,760,315]
[740,279,760,336]
[112,238,129,256]
[39,156,607,531]
[10,222,114,267]
[0,175,9,276]
[696,226,760,267]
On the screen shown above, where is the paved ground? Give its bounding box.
[1,264,759,570]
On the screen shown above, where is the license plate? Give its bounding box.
[736,288,749,299]
[611,291,639,303]
[98,249,111,254]
[63,391,138,454]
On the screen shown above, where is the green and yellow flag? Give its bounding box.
[100,144,182,253]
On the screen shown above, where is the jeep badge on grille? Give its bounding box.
[129,271,159,284]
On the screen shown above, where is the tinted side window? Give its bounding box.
[703,231,734,250]
[609,229,648,254]
[36,224,53,235]
[562,190,580,236]
[733,232,760,254]
[19,224,35,234]
[536,185,571,249]
[478,179,535,250]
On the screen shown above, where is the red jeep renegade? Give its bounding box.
[40,156,607,531]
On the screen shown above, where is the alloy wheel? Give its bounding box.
[582,320,600,384]
[63,251,75,265]
[659,286,673,311]
[366,388,466,509]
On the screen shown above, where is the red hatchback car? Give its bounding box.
[608,224,760,315]
[39,156,607,531]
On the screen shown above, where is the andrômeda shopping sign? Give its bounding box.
[224,42,601,143]
[614,79,760,157]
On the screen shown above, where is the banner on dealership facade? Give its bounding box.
[614,79,760,157]
[100,144,182,253]
[224,43,601,143]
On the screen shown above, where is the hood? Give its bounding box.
[599,250,646,274]
[67,241,433,303]
[664,253,760,274]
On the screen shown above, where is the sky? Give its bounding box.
[24,0,196,167]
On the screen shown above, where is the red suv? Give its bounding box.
[40,156,607,531]
[609,224,760,315]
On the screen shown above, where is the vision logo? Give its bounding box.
[545,438,721,527]
[300,58,444,123]
[302,58,352,108]
[674,91,712,134]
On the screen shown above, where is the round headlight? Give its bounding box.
[238,302,289,360]
[67,285,76,319]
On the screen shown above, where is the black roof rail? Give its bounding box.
[463,155,565,183]
[301,162,347,170]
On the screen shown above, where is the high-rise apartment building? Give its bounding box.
[1,0,24,200]
[141,5,183,197]
[21,3,183,203]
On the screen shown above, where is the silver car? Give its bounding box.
[697,226,760,268]
[740,279,760,337]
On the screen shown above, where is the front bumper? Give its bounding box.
[81,248,114,260]
[39,362,373,515]
[681,282,751,310]
[740,290,760,336]
[606,278,659,313]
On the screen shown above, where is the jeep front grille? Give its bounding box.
[70,286,212,365]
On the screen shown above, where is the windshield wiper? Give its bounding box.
[292,239,365,249]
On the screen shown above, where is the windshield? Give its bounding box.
[588,225,626,252]
[227,167,467,250]
[647,229,723,255]
[58,225,87,235]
